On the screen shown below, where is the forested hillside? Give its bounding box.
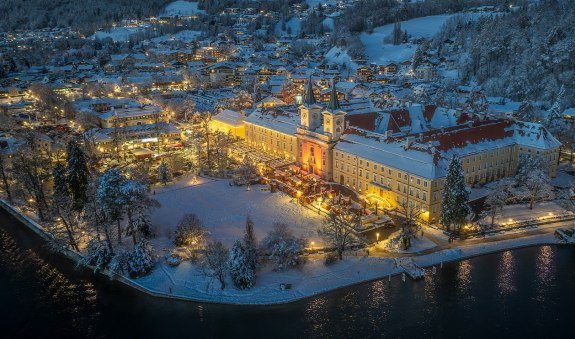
[434,0,575,105]
[0,0,172,34]
[328,0,503,59]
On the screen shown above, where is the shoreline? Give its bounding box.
[0,197,568,306]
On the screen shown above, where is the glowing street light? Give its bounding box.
[376,232,380,243]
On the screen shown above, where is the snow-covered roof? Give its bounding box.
[245,107,299,136]
[213,109,244,127]
[336,128,442,179]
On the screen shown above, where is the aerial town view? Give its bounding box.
[0,0,574,337]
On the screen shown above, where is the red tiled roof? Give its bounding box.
[420,119,514,152]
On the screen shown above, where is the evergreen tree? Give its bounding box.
[440,155,470,233]
[228,240,255,289]
[243,216,259,271]
[121,180,160,245]
[52,163,80,251]
[66,140,89,211]
[157,162,172,185]
[127,240,155,278]
[97,168,126,245]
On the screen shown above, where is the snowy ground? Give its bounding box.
[376,231,437,254]
[306,0,337,7]
[275,17,302,37]
[360,14,453,64]
[151,30,202,43]
[150,175,325,247]
[160,1,205,17]
[360,13,487,65]
[551,167,575,188]
[131,231,562,305]
[484,202,573,227]
[324,47,358,69]
[91,27,146,42]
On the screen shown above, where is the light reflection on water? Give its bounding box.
[534,245,555,304]
[304,295,330,334]
[498,250,516,296]
[2,209,575,338]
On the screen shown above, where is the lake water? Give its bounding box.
[1,208,574,338]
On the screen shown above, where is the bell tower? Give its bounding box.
[322,84,346,140]
[299,76,322,131]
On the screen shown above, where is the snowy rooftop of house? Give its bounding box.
[73,97,141,112]
[213,109,244,127]
[245,107,300,136]
[99,105,163,120]
[86,122,181,142]
[257,96,287,106]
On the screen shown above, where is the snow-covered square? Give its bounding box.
[150,176,326,247]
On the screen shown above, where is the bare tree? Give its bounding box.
[396,201,424,250]
[199,240,229,290]
[235,155,259,189]
[481,179,512,228]
[319,211,360,260]
[13,135,51,221]
[174,213,208,252]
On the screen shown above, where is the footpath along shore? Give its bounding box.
[0,197,569,306]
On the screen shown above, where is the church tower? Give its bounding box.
[322,84,346,140]
[299,76,322,131]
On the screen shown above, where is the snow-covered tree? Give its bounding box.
[481,179,512,228]
[127,162,152,191]
[97,168,126,245]
[225,90,253,111]
[235,156,259,189]
[523,168,553,210]
[174,213,208,252]
[319,211,359,260]
[440,155,470,233]
[243,216,259,271]
[199,240,229,290]
[127,240,155,278]
[13,135,51,221]
[386,22,408,45]
[515,154,554,209]
[121,180,160,245]
[66,140,89,211]
[547,85,566,123]
[107,249,129,276]
[228,240,255,289]
[157,162,172,185]
[396,200,424,249]
[82,238,112,272]
[261,223,306,271]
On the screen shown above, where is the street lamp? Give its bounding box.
[311,241,315,251]
[376,232,380,243]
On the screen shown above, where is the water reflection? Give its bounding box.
[534,245,555,303]
[456,260,472,292]
[497,251,516,296]
[304,296,329,335]
[2,211,575,339]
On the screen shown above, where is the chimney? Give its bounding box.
[404,136,413,150]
